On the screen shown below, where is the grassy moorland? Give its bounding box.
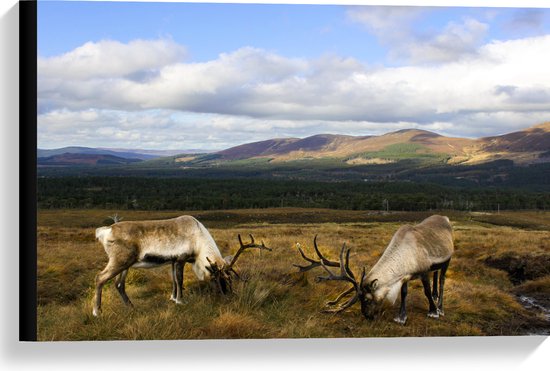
[36,208,550,341]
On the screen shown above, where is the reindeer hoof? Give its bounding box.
[92,308,101,317]
[393,316,407,325]
[174,298,187,305]
[427,311,440,319]
[438,309,445,317]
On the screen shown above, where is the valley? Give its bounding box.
[36,123,550,191]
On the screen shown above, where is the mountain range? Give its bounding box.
[38,122,549,167]
[37,146,207,161]
[182,122,550,166]
[36,146,210,166]
[37,153,143,166]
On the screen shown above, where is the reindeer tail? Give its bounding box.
[95,226,112,244]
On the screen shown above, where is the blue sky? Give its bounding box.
[37,1,550,150]
[38,2,384,62]
[38,2,549,63]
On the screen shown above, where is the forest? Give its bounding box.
[37,176,549,211]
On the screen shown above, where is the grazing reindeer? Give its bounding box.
[93,215,270,316]
[295,215,453,324]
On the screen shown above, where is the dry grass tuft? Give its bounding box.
[205,310,266,339]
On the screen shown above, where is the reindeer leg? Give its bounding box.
[93,260,128,316]
[437,259,450,316]
[174,261,186,305]
[114,269,133,307]
[394,281,408,325]
[422,273,439,318]
[170,262,177,302]
[432,271,439,302]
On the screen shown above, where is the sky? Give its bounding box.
[37,0,550,150]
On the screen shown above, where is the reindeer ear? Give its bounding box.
[370,279,378,290]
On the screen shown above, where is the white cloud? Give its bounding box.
[38,39,186,79]
[38,35,550,149]
[347,7,489,64]
[450,111,550,137]
[38,109,188,149]
[346,6,422,34]
[405,18,489,63]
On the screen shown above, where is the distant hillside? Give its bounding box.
[37,147,158,160]
[467,122,550,164]
[37,146,204,160]
[99,148,212,157]
[481,122,550,152]
[200,123,550,166]
[36,123,550,188]
[216,138,298,160]
[212,129,475,163]
[215,134,363,160]
[37,153,143,166]
[41,123,549,169]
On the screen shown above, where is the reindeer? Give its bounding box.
[93,215,270,316]
[295,215,453,324]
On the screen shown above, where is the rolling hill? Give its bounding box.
[179,122,550,166]
[37,146,157,160]
[470,122,550,164]
[36,123,550,188]
[35,123,550,190]
[39,123,549,169]
[37,153,143,166]
[36,146,202,161]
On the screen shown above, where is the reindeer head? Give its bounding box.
[294,235,376,319]
[206,234,271,295]
[205,257,233,295]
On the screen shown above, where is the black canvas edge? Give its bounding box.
[19,0,37,342]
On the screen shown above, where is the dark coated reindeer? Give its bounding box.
[93,215,270,316]
[295,215,453,324]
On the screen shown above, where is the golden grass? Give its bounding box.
[514,276,550,295]
[37,209,550,340]
[346,157,395,165]
[174,156,197,163]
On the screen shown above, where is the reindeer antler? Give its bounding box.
[316,244,367,313]
[206,234,271,294]
[108,213,123,224]
[295,236,366,313]
[226,234,271,270]
[293,235,340,272]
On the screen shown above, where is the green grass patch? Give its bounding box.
[355,143,450,163]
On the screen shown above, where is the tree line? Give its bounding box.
[37,177,550,211]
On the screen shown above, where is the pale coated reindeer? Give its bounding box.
[93,215,270,316]
[295,215,453,324]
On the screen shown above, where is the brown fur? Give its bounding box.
[93,216,224,316]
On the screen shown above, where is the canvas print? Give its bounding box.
[34,1,550,340]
